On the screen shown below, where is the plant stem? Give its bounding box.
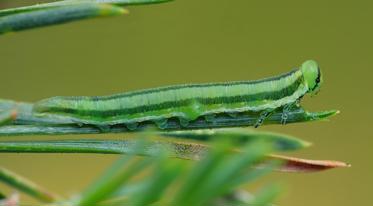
[0,139,349,172]
[0,0,174,17]
[0,3,126,35]
[0,167,59,203]
[0,99,339,136]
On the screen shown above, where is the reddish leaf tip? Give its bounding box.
[269,154,350,173]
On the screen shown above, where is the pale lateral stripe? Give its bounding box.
[66,69,303,111]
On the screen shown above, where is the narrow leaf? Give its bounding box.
[0,99,339,136]
[269,154,351,172]
[128,153,183,205]
[185,141,272,206]
[0,3,126,35]
[160,128,311,151]
[0,0,173,17]
[78,158,153,205]
[172,140,232,206]
[249,183,281,206]
[77,141,154,205]
[0,139,349,172]
[0,167,58,203]
[0,191,5,200]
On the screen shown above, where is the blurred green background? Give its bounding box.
[0,0,371,205]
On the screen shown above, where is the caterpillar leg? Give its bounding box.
[96,125,111,132]
[254,110,273,128]
[72,120,84,127]
[281,111,288,125]
[281,100,300,125]
[70,118,111,132]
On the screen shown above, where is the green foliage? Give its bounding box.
[74,139,277,206]
[0,0,173,17]
[0,0,173,35]
[249,184,282,206]
[0,128,310,156]
[0,139,279,206]
[0,167,58,203]
[161,128,312,151]
[0,98,346,205]
[0,99,338,136]
[0,3,125,35]
[0,131,349,205]
[0,1,348,205]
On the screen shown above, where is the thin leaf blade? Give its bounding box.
[0,0,173,17]
[0,167,58,203]
[0,139,349,173]
[0,100,339,136]
[0,3,126,35]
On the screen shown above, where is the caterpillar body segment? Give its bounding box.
[33,60,322,129]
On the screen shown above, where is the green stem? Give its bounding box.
[0,3,126,35]
[0,0,174,17]
[0,139,205,160]
[0,167,59,203]
[0,139,349,172]
[0,99,339,136]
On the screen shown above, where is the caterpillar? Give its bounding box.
[32,60,322,130]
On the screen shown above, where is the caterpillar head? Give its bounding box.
[301,60,322,95]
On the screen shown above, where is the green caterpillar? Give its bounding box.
[33,60,322,130]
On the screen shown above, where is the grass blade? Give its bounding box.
[228,160,282,190]
[183,141,273,206]
[73,139,280,206]
[160,128,311,151]
[249,183,281,206]
[0,191,5,200]
[0,99,339,136]
[269,154,351,172]
[0,139,207,159]
[78,138,147,197]
[77,157,153,205]
[128,153,183,205]
[0,167,58,203]
[0,0,173,17]
[0,3,126,35]
[0,139,349,172]
[171,140,232,206]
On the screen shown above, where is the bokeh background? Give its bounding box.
[0,0,371,205]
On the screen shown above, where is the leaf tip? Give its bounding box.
[99,4,129,16]
[308,109,340,121]
[301,140,313,148]
[270,155,350,172]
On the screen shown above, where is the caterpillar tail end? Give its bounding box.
[32,97,63,114]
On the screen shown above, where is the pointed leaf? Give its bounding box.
[0,139,349,172]
[159,128,311,151]
[0,100,338,136]
[0,167,58,203]
[0,0,173,17]
[0,3,126,35]
[269,154,351,172]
